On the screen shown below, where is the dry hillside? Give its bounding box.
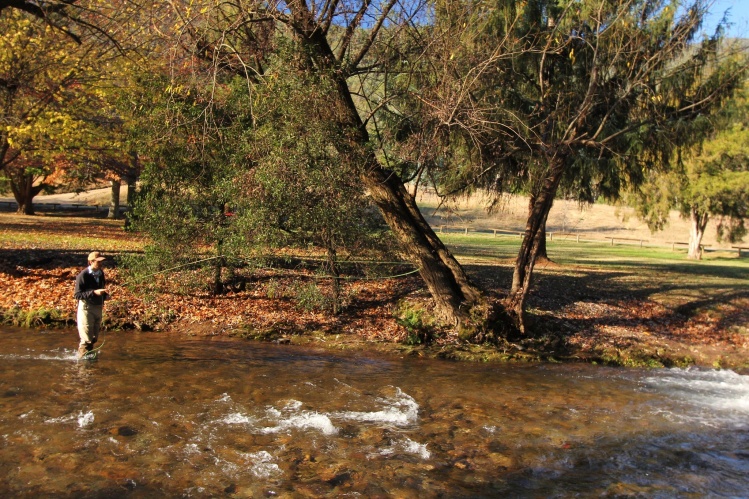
[416,191,733,250]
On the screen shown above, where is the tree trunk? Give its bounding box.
[326,244,342,315]
[12,172,40,215]
[299,27,487,330]
[213,206,227,295]
[16,199,34,215]
[108,179,121,219]
[213,240,224,295]
[364,158,483,321]
[529,194,550,262]
[126,176,137,206]
[124,153,138,229]
[537,225,548,261]
[126,150,138,207]
[688,206,708,260]
[505,158,566,332]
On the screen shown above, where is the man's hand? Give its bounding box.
[94,289,108,296]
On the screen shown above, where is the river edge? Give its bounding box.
[4,309,748,373]
[1,212,748,371]
[4,266,747,371]
[2,261,748,371]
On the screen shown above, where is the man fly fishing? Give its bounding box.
[74,251,108,359]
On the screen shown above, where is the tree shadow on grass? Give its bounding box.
[0,248,93,276]
[0,248,138,275]
[462,256,747,311]
[566,257,749,280]
[461,261,749,357]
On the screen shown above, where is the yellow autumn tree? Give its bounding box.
[0,3,147,215]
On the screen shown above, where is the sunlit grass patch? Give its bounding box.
[439,231,749,281]
[0,213,145,252]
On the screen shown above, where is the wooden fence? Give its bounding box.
[433,225,735,253]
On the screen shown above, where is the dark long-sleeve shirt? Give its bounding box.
[74,267,106,305]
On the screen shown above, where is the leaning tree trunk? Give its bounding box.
[108,179,121,219]
[365,159,484,325]
[687,207,709,260]
[299,28,487,331]
[528,193,551,262]
[505,158,566,333]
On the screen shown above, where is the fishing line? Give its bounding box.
[138,255,419,281]
[140,255,224,279]
[78,340,105,361]
[277,268,421,281]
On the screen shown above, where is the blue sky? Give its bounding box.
[704,0,749,37]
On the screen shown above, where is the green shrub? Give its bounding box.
[394,302,433,345]
[1,306,66,328]
[294,281,331,312]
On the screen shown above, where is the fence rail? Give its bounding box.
[670,241,710,252]
[604,236,648,247]
[433,225,736,253]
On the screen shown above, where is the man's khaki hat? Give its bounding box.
[87,251,106,262]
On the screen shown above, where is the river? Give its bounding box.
[1,327,747,497]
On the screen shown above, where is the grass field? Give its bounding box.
[441,231,749,275]
[2,186,736,250]
[442,230,748,316]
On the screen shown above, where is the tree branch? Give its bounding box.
[346,0,397,70]
[335,0,371,62]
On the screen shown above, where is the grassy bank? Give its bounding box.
[1,210,747,370]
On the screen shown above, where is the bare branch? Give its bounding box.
[346,0,397,70]
[320,0,341,35]
[335,0,371,62]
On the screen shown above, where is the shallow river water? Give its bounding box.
[1,327,748,498]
